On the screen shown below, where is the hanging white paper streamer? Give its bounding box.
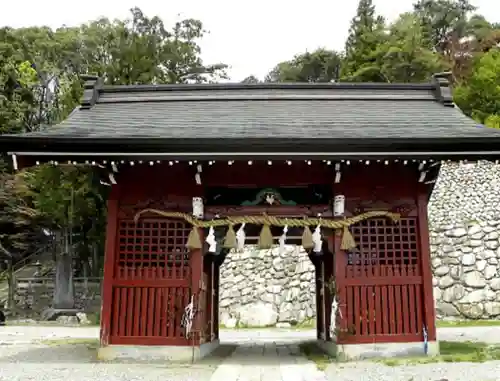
[181,295,195,339]
[192,197,204,218]
[205,226,217,253]
[236,223,246,251]
[330,298,339,338]
[279,225,288,252]
[312,225,322,252]
[333,195,345,216]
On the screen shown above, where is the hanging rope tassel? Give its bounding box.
[258,224,273,249]
[223,224,237,249]
[236,223,246,251]
[340,226,356,250]
[186,227,202,250]
[279,225,288,252]
[301,226,314,249]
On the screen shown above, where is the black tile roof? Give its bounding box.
[3,73,500,159]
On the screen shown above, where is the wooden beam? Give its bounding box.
[417,189,437,342]
[100,186,120,347]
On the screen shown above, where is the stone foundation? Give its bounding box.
[97,340,220,362]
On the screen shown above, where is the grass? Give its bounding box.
[38,338,100,349]
[378,341,500,366]
[298,342,335,371]
[436,319,500,328]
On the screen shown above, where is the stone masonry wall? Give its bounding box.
[429,161,500,319]
[219,245,316,327]
[12,281,101,318]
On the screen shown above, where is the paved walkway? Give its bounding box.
[210,331,327,381]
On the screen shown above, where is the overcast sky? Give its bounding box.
[1,0,499,81]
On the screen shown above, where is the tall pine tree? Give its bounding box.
[341,0,387,82]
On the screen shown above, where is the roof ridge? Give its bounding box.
[78,73,453,109]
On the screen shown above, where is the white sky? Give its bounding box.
[1,0,499,81]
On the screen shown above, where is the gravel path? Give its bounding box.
[437,326,500,344]
[0,326,500,380]
[325,326,500,381]
[0,326,216,381]
[325,360,500,381]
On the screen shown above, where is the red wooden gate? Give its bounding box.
[108,218,194,345]
[337,217,425,344]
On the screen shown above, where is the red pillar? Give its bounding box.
[100,185,120,346]
[417,189,437,342]
[191,228,204,345]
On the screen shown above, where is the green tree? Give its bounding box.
[341,0,387,81]
[413,0,476,52]
[453,48,500,127]
[380,13,445,82]
[78,8,227,85]
[0,7,227,312]
[265,49,342,82]
[241,75,260,84]
[411,0,496,82]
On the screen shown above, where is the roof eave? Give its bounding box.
[4,136,500,161]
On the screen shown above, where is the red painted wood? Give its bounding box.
[107,207,197,345]
[109,336,193,346]
[333,230,349,338]
[111,287,120,337]
[367,286,375,336]
[417,189,437,342]
[401,284,409,335]
[132,287,141,337]
[360,286,367,335]
[408,285,417,334]
[126,288,134,336]
[153,288,162,337]
[338,333,423,345]
[190,228,204,343]
[203,161,332,187]
[374,285,382,334]
[106,161,433,347]
[112,279,189,288]
[100,187,119,346]
[381,286,389,334]
[337,214,426,345]
[395,285,403,334]
[119,288,127,336]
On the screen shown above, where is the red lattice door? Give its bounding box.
[109,218,193,345]
[337,217,425,344]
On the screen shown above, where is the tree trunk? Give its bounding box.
[91,242,100,277]
[53,230,75,309]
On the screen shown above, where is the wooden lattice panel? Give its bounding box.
[338,217,424,343]
[346,217,420,277]
[116,219,191,280]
